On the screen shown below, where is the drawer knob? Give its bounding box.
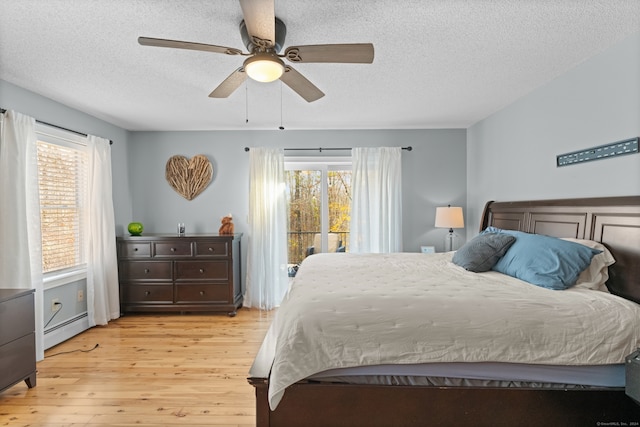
[145,291,151,296]
[144,268,150,273]
[200,291,205,296]
[208,247,214,252]
[199,268,205,274]
[171,247,176,252]
[134,248,138,251]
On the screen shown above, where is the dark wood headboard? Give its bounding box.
[480,196,640,304]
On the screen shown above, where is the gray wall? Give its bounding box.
[128,129,467,254]
[466,32,640,236]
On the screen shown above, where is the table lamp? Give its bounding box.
[435,205,464,251]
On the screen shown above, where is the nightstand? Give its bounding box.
[0,288,36,393]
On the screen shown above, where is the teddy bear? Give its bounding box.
[218,214,235,235]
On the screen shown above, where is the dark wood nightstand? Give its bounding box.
[0,288,36,393]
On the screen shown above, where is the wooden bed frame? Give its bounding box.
[249,196,640,426]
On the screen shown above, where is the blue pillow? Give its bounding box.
[482,227,601,290]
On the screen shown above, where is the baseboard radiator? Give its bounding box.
[44,312,90,350]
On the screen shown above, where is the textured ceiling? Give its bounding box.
[0,0,639,131]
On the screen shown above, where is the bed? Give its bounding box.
[248,196,640,426]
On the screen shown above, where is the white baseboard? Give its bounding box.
[44,312,90,350]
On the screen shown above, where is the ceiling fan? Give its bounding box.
[138,0,374,103]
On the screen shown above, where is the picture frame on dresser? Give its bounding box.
[116,233,243,316]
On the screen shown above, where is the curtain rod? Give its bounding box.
[1,108,113,145]
[244,146,412,152]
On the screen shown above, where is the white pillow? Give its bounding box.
[561,238,615,292]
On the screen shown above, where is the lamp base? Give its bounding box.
[444,229,460,252]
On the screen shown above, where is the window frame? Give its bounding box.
[35,123,89,289]
[285,156,352,253]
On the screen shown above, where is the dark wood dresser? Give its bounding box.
[0,288,36,393]
[117,234,243,316]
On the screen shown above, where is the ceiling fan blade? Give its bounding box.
[138,37,243,56]
[239,0,275,47]
[284,43,374,63]
[209,68,247,98]
[280,66,324,103]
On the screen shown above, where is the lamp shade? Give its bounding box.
[244,54,285,83]
[435,206,464,229]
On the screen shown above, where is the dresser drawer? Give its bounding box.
[120,242,151,258]
[154,241,192,257]
[175,261,229,281]
[175,284,228,303]
[0,292,34,344]
[194,241,229,257]
[121,284,174,303]
[120,261,172,280]
[0,334,36,391]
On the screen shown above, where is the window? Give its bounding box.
[35,125,88,276]
[285,157,352,266]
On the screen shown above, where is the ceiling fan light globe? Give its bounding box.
[244,55,284,83]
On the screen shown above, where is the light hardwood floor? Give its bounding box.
[0,308,275,427]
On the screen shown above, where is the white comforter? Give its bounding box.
[250,252,640,410]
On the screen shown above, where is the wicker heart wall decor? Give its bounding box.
[165,154,213,200]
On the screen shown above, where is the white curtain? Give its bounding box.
[0,110,45,360]
[86,135,120,326]
[245,147,289,310]
[350,147,403,253]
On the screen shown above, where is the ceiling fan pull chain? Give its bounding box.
[245,82,249,124]
[279,81,284,130]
